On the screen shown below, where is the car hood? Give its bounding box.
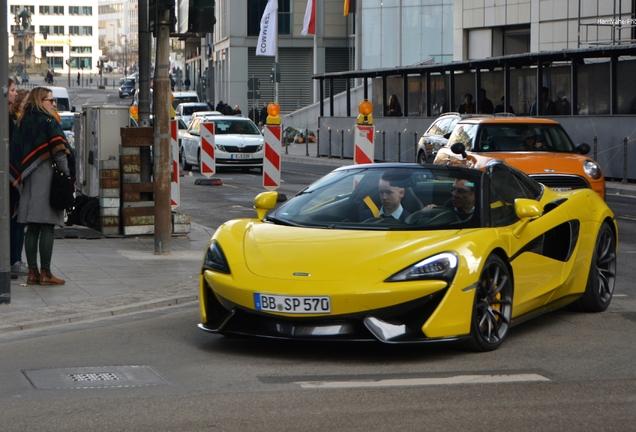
[239,223,461,281]
[470,151,590,175]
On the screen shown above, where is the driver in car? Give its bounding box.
[360,171,412,222]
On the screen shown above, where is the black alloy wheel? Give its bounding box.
[181,147,192,171]
[465,254,513,352]
[571,222,616,312]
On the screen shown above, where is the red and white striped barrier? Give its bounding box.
[354,125,375,165]
[263,125,282,190]
[171,119,180,209]
[200,121,216,178]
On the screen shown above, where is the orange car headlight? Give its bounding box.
[583,160,602,180]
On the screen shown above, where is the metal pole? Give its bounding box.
[397,132,402,162]
[328,128,332,158]
[1,0,12,303]
[154,8,172,254]
[305,128,309,156]
[382,131,386,161]
[414,132,418,163]
[316,129,320,157]
[138,0,151,127]
[622,137,628,184]
[593,136,598,161]
[340,130,344,159]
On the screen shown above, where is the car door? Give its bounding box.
[184,118,201,164]
[487,164,570,317]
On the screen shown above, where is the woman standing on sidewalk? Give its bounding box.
[9,87,75,285]
[9,86,30,280]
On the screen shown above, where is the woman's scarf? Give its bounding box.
[9,107,76,190]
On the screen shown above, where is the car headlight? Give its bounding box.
[583,160,602,179]
[202,240,230,274]
[256,144,264,151]
[386,252,458,283]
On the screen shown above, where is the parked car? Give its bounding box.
[433,116,605,199]
[416,112,514,164]
[180,116,264,172]
[119,79,136,98]
[58,112,75,149]
[197,161,617,351]
[172,91,200,110]
[175,102,213,125]
[119,73,138,85]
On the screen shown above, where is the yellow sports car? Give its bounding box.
[198,161,617,351]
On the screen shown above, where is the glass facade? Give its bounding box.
[362,0,453,69]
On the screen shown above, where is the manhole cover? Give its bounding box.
[23,366,169,389]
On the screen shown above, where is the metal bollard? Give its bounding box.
[285,136,289,154]
[305,128,309,156]
[397,132,402,162]
[328,128,332,159]
[382,131,386,161]
[622,137,628,184]
[316,129,320,157]
[593,136,598,161]
[414,132,418,163]
[340,130,344,159]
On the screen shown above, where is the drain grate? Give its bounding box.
[23,366,168,390]
[68,372,121,382]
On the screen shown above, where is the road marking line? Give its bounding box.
[295,374,550,389]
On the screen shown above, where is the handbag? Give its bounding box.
[47,120,75,211]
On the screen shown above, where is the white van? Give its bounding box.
[48,86,75,112]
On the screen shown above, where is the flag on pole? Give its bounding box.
[344,0,350,16]
[344,0,355,16]
[256,0,278,56]
[301,0,316,36]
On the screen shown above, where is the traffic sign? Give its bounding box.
[263,125,282,190]
[200,121,216,177]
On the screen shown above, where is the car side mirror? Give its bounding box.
[575,143,591,155]
[190,129,200,136]
[443,132,452,139]
[450,142,467,158]
[71,106,76,112]
[513,198,543,237]
[254,191,278,220]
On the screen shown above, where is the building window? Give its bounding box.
[69,6,79,15]
[39,6,50,15]
[82,27,93,36]
[53,26,64,35]
[69,26,80,35]
[39,25,51,35]
[53,6,64,15]
[82,6,92,15]
[71,46,92,53]
[247,0,291,37]
[10,6,34,15]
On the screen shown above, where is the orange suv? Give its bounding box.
[434,117,605,199]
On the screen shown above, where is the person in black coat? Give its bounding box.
[259,102,269,126]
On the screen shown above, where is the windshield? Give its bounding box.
[182,105,209,115]
[59,115,74,131]
[270,165,483,230]
[211,119,261,135]
[473,123,576,152]
[173,96,199,109]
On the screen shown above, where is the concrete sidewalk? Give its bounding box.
[1,143,633,334]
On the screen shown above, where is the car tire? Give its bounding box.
[181,147,192,171]
[464,254,513,352]
[197,150,202,171]
[417,150,428,165]
[569,222,616,312]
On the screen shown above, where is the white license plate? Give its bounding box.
[230,154,252,160]
[552,187,572,191]
[254,293,331,314]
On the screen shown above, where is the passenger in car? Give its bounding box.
[521,129,547,150]
[423,179,475,220]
